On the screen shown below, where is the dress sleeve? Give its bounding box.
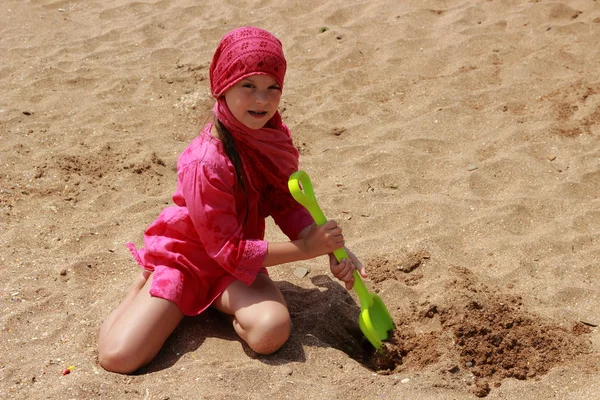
[268,187,314,240]
[179,160,268,285]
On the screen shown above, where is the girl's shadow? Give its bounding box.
[139,274,364,373]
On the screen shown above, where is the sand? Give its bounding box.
[1,0,599,399]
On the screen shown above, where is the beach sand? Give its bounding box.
[1,0,599,398]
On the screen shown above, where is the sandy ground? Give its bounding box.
[1,0,600,399]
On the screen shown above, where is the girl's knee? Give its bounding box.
[245,308,292,355]
[97,339,148,374]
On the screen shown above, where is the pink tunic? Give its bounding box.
[127,124,313,316]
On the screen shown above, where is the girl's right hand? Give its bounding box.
[302,221,345,258]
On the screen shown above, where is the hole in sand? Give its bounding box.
[303,257,594,398]
[365,294,592,398]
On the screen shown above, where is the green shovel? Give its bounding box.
[288,170,395,350]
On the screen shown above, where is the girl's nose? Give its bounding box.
[255,91,268,104]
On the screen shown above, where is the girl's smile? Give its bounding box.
[224,74,282,130]
[249,110,268,118]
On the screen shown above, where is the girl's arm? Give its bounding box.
[262,221,343,267]
[264,221,367,290]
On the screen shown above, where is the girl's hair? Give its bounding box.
[214,117,250,226]
[214,118,247,193]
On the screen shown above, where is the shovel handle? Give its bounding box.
[288,171,372,308]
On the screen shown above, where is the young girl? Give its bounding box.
[98,26,366,374]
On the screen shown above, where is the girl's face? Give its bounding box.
[224,74,282,130]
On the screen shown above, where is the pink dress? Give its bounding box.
[127,124,313,316]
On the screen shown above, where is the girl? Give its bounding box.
[98,26,366,374]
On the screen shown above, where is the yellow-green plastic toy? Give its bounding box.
[288,170,395,349]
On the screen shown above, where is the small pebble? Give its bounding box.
[466,361,474,368]
[548,155,557,161]
[448,365,460,373]
[400,378,410,384]
[281,366,293,376]
[467,165,478,171]
[293,267,309,278]
[580,320,599,328]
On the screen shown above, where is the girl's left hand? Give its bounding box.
[329,248,367,290]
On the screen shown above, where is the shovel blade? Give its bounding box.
[358,293,395,350]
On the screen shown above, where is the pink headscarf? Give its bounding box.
[210,26,286,97]
[209,27,299,203]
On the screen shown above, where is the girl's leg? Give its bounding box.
[212,273,291,355]
[98,272,184,374]
[98,270,151,345]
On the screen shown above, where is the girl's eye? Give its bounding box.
[242,83,254,88]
